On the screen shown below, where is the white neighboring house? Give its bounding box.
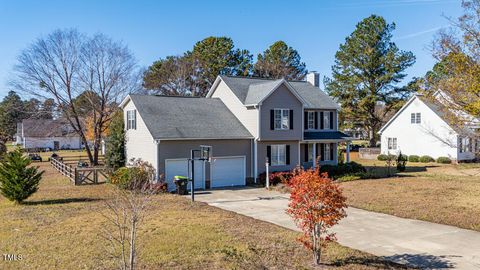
[15,119,82,150]
[379,93,476,161]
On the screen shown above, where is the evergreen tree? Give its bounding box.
[0,149,44,204]
[325,15,415,147]
[254,41,307,80]
[0,91,27,139]
[105,110,126,171]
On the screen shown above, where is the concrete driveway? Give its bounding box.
[194,187,480,270]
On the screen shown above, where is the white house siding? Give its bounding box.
[211,80,259,138]
[123,99,158,174]
[380,97,459,160]
[24,136,81,149]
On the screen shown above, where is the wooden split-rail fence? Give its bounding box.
[50,157,108,185]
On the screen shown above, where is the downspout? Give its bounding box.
[154,139,161,182]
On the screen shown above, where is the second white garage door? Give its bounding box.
[210,156,246,188]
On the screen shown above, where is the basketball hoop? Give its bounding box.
[200,145,212,162]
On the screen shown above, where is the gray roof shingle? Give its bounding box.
[19,119,78,137]
[219,75,339,109]
[129,95,253,140]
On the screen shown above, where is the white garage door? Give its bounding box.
[210,156,246,188]
[165,159,205,191]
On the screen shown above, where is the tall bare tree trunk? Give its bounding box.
[369,128,376,147]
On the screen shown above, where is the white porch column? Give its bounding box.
[312,143,317,168]
[346,141,350,163]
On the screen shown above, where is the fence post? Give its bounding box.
[94,170,98,184]
[74,168,78,185]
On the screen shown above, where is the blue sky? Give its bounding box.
[0,0,462,99]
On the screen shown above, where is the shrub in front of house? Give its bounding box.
[109,160,167,191]
[408,155,420,162]
[396,152,408,172]
[336,174,362,182]
[109,167,132,189]
[377,154,396,161]
[270,171,294,185]
[419,155,435,163]
[436,156,452,164]
[377,154,388,161]
[259,171,294,186]
[319,161,366,179]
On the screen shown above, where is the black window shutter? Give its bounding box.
[330,111,334,129]
[286,145,290,165]
[330,143,334,161]
[270,110,274,130]
[316,143,319,162]
[320,112,324,129]
[314,112,318,129]
[320,143,325,161]
[290,110,293,130]
[304,111,308,129]
[134,110,137,129]
[304,144,309,162]
[267,146,271,165]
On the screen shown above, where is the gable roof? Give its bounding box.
[19,119,78,137]
[208,75,340,109]
[378,94,451,134]
[127,94,253,140]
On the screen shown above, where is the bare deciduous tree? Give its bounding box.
[12,29,140,165]
[101,159,159,270]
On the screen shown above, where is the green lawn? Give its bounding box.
[0,162,407,269]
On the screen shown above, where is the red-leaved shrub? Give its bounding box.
[286,167,347,265]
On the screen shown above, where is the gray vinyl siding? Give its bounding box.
[259,84,303,140]
[303,109,338,131]
[257,141,300,175]
[158,139,252,183]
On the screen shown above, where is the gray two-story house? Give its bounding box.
[120,72,351,190]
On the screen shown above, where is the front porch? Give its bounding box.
[301,131,352,168]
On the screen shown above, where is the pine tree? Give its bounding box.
[254,41,307,80]
[105,110,126,171]
[325,15,415,147]
[0,149,44,204]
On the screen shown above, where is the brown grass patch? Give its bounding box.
[0,163,407,269]
[341,158,480,231]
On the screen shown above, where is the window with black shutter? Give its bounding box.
[304,111,308,129]
[320,143,325,161]
[315,112,318,129]
[304,144,309,162]
[289,110,293,130]
[330,112,334,129]
[270,110,274,130]
[320,112,324,129]
[330,143,334,161]
[286,145,290,165]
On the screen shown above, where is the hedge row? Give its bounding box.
[379,154,451,164]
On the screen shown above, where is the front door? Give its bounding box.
[53,141,60,150]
